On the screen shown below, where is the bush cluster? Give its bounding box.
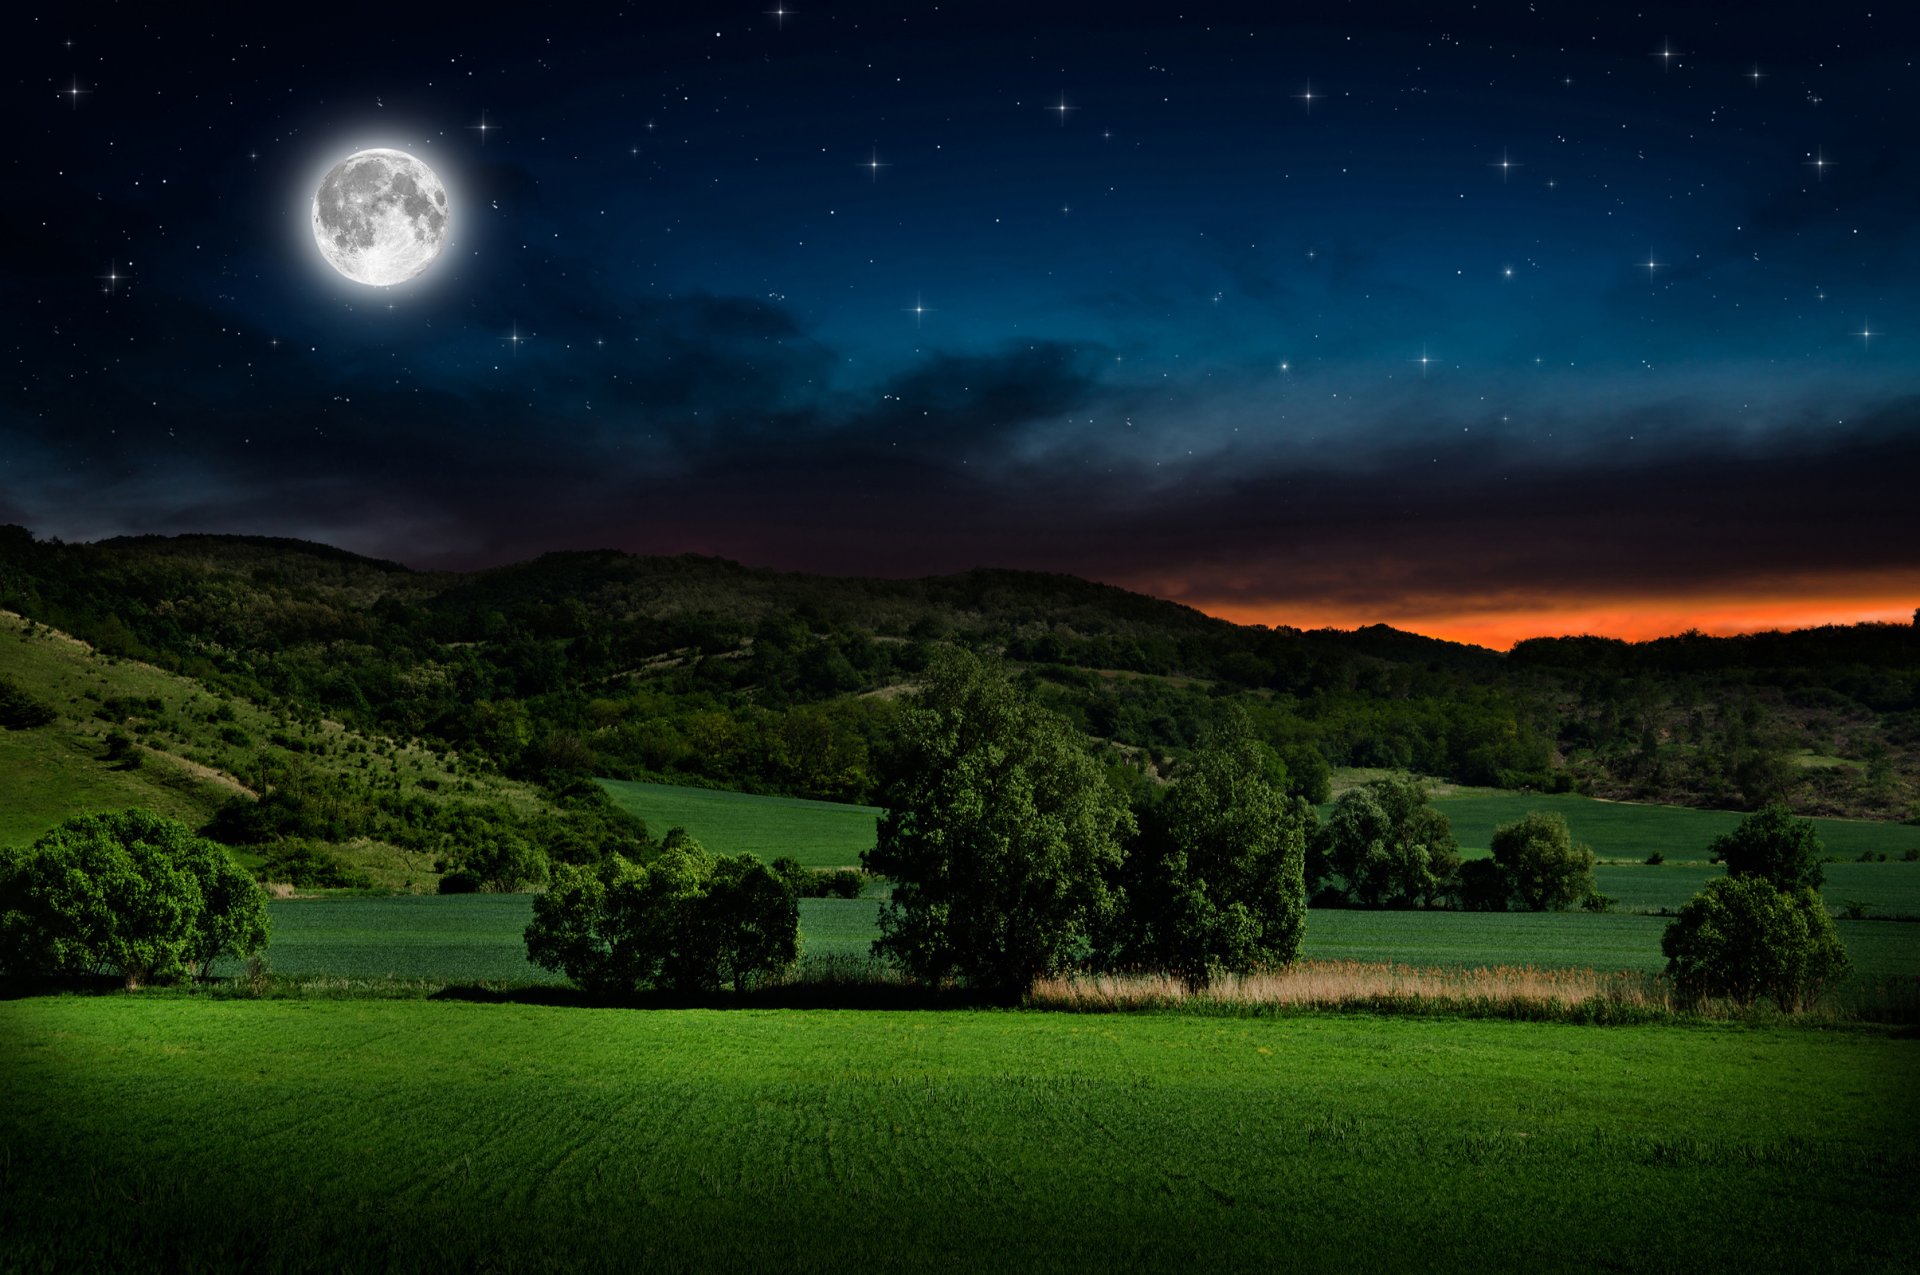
[525,831,798,993]
[770,857,865,898]
[0,809,270,987]
[1663,806,1851,1011]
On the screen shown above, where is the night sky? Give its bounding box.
[8,2,1916,646]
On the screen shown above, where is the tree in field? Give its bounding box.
[1709,803,1825,892]
[524,830,797,994]
[1115,715,1309,987]
[863,650,1134,999]
[0,808,269,988]
[1317,776,1460,908]
[1489,811,1595,911]
[1662,875,1849,1011]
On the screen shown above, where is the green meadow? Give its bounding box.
[227,894,1920,986]
[599,777,882,869]
[3,997,1914,1272]
[1427,788,1919,862]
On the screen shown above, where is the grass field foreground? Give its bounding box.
[2,996,1915,1272]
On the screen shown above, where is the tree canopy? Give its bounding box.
[1662,875,1848,1011]
[1317,776,1460,908]
[864,650,1133,999]
[1709,803,1826,892]
[1489,811,1596,912]
[0,808,269,987]
[525,829,798,995]
[1112,714,1309,986]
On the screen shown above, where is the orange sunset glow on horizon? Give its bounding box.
[1194,594,1920,652]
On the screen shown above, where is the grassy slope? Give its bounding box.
[598,777,881,868]
[226,895,1920,986]
[2,997,1914,1272]
[0,611,544,886]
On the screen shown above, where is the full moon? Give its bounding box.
[310,149,450,287]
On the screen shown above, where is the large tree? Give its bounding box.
[1489,811,1595,912]
[1318,776,1460,908]
[864,650,1133,999]
[1662,876,1849,1011]
[1114,714,1309,986]
[0,808,269,988]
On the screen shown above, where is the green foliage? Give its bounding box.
[1454,857,1510,912]
[1709,802,1826,891]
[524,831,798,993]
[1112,715,1308,985]
[0,676,56,729]
[864,650,1133,998]
[103,728,140,767]
[1662,876,1850,1011]
[448,828,549,893]
[258,840,374,889]
[770,856,864,898]
[0,808,269,986]
[1490,811,1596,911]
[1318,777,1460,908]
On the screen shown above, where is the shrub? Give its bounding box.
[1708,803,1825,891]
[1490,812,1595,911]
[1581,890,1615,913]
[259,841,373,889]
[1454,858,1509,911]
[1661,876,1849,1011]
[0,677,56,729]
[0,808,269,987]
[525,832,797,994]
[103,729,141,767]
[452,830,549,892]
[1644,852,1665,866]
[438,869,483,894]
[771,857,866,899]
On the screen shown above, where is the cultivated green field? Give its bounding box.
[2,997,1914,1271]
[225,895,1920,987]
[599,778,881,869]
[1428,789,1918,862]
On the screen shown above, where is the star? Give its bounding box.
[863,146,888,182]
[903,294,933,327]
[1411,345,1435,377]
[765,4,793,28]
[1489,149,1521,183]
[1642,251,1663,281]
[501,323,526,357]
[1294,82,1318,113]
[96,261,125,295]
[1747,64,1765,87]
[1653,39,1680,70]
[1855,320,1876,349]
[469,110,495,145]
[1050,92,1076,126]
[63,75,89,109]
[1804,147,1832,181]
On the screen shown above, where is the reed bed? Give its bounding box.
[1030,960,1674,1023]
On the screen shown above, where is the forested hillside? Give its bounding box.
[1,527,1913,846]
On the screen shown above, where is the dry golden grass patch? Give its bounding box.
[1030,960,1671,1018]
